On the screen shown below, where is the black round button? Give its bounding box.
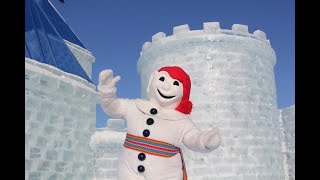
[138,153,146,161]
[146,118,154,125]
[150,108,158,115]
[138,165,145,172]
[143,129,150,137]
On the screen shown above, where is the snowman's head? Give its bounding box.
[147,66,193,114]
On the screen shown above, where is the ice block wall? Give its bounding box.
[279,105,295,180]
[25,58,97,180]
[137,22,285,179]
[90,119,127,180]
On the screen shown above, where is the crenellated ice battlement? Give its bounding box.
[141,22,270,54]
[136,21,285,180]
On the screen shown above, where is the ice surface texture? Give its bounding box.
[279,106,295,180]
[137,22,284,179]
[25,58,97,180]
[90,128,126,180]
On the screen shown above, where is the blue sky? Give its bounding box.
[50,0,295,128]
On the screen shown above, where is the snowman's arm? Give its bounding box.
[99,91,130,120]
[182,129,213,153]
[98,69,132,120]
[182,121,221,153]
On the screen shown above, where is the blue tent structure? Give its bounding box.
[25,0,92,83]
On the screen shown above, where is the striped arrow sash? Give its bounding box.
[124,133,188,180]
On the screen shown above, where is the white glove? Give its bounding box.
[98,69,121,98]
[98,69,128,119]
[202,127,222,150]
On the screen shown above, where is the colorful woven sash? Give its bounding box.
[124,133,188,180]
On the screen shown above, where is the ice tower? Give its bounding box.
[91,22,294,180]
[25,0,96,179]
[279,105,295,180]
[137,23,287,179]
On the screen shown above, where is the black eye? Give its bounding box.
[159,77,165,81]
[173,81,179,86]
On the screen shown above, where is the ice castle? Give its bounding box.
[25,0,295,180]
[25,0,96,179]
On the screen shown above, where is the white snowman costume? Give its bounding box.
[98,66,221,180]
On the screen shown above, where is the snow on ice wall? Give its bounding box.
[90,119,127,180]
[137,22,285,179]
[65,40,95,79]
[279,105,295,180]
[25,58,97,180]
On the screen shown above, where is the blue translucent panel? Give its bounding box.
[25,0,92,83]
[38,0,86,48]
[32,2,57,66]
[25,0,45,62]
[25,42,31,58]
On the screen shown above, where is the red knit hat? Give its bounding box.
[158,66,193,114]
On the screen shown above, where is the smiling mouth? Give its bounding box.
[157,89,175,99]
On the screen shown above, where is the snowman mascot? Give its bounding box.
[98,66,221,180]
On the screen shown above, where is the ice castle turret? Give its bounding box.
[25,0,96,179]
[279,105,295,180]
[137,22,286,179]
[91,22,294,180]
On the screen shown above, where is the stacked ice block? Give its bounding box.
[25,58,97,180]
[279,105,295,180]
[137,22,285,179]
[90,119,127,180]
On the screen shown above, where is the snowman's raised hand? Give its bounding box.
[98,69,129,119]
[202,127,222,150]
[98,69,121,97]
[99,69,121,87]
